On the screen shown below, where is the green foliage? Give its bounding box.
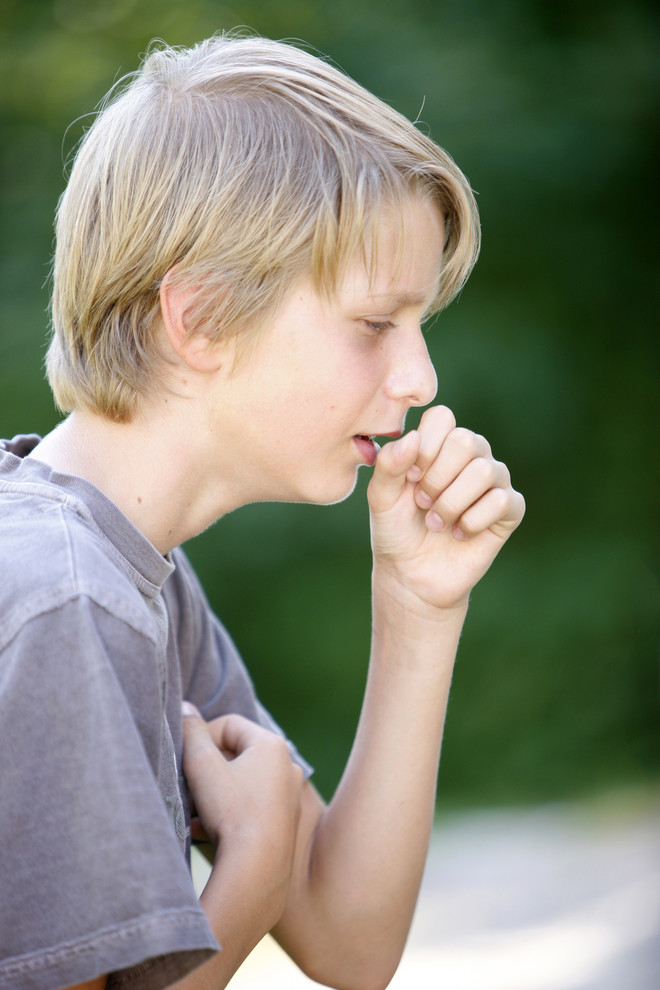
[1,0,658,806]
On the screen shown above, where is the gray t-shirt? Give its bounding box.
[0,435,311,990]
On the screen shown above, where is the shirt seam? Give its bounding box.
[0,588,161,655]
[0,479,168,599]
[0,907,218,979]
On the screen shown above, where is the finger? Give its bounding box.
[454,486,526,540]
[415,427,492,511]
[181,703,227,766]
[413,406,457,475]
[180,711,229,846]
[426,456,510,528]
[204,713,285,759]
[368,430,421,512]
[181,707,231,835]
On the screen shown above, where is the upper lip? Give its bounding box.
[360,429,403,439]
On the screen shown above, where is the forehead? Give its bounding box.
[344,196,445,308]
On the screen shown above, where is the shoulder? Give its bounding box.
[0,468,160,652]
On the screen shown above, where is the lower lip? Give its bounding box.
[353,435,380,466]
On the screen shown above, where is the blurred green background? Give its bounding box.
[1,0,658,809]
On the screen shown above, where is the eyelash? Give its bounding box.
[364,320,396,334]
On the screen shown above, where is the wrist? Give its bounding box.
[370,573,468,680]
[371,564,469,631]
[201,832,292,935]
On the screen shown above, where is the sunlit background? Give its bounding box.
[1,1,658,987]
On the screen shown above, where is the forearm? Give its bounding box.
[323,575,467,898]
[172,841,289,990]
[177,711,304,990]
[275,577,467,988]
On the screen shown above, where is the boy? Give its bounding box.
[0,34,524,990]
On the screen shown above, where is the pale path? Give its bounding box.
[191,789,660,990]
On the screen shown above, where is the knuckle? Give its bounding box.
[475,432,492,454]
[508,489,526,522]
[421,404,455,430]
[268,734,293,763]
[434,491,460,520]
[472,456,497,486]
[457,513,479,537]
[416,465,440,496]
[451,427,479,454]
[491,486,514,516]
[449,428,492,460]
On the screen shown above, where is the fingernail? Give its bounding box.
[453,527,466,541]
[415,489,432,509]
[406,464,422,483]
[182,701,199,717]
[427,512,444,531]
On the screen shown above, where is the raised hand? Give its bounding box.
[368,405,525,613]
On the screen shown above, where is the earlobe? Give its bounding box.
[159,268,223,373]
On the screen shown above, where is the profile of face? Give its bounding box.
[208,195,444,508]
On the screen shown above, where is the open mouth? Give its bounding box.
[353,435,381,466]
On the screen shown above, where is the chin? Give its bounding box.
[294,468,360,507]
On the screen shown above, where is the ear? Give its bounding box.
[159,268,224,373]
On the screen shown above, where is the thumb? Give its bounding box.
[368,430,420,512]
[181,702,227,846]
[181,702,224,771]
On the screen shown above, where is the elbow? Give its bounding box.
[297,945,404,990]
[308,968,400,990]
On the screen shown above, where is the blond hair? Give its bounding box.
[47,33,480,421]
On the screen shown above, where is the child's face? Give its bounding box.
[212,195,444,507]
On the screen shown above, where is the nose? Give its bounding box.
[385,325,438,408]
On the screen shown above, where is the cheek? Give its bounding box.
[288,348,379,426]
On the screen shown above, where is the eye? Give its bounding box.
[363,319,396,334]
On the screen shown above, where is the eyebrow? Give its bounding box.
[365,289,439,311]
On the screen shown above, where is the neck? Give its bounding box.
[31,405,239,554]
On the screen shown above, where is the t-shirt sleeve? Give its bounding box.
[169,549,314,779]
[0,597,218,990]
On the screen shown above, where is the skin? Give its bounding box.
[36,195,524,990]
